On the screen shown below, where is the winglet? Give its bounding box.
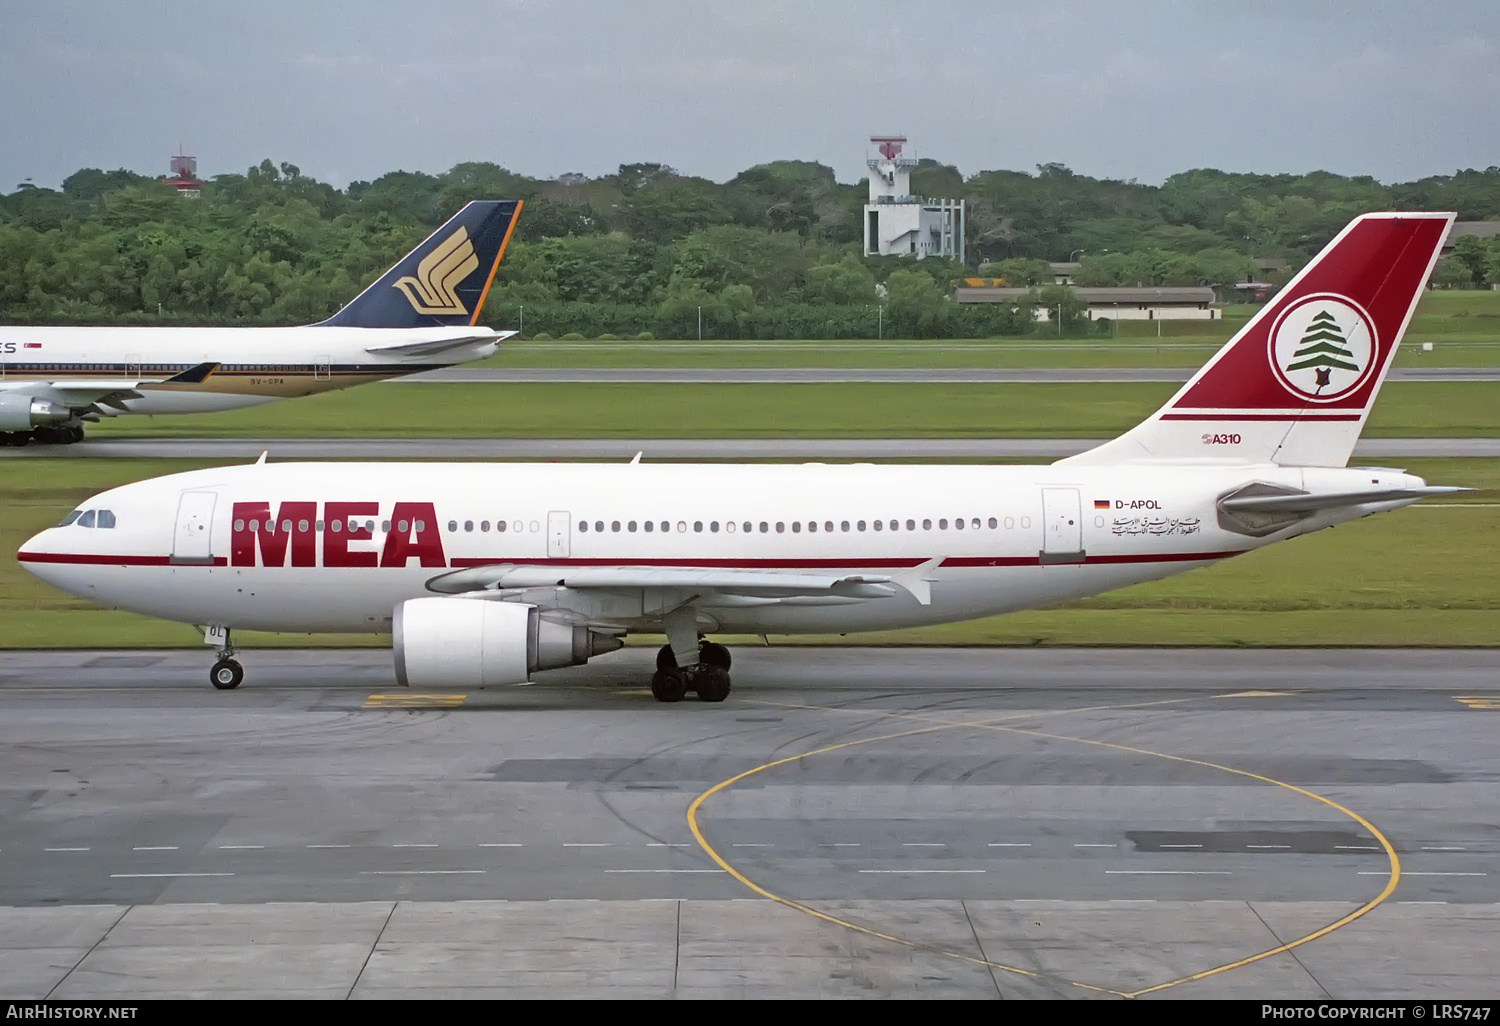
[630,452,643,465]
[255,451,268,465]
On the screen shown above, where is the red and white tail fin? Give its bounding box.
[1060,211,1454,468]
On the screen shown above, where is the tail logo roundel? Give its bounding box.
[1268,293,1377,403]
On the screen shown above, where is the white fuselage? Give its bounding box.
[17,460,1422,635]
[0,325,501,415]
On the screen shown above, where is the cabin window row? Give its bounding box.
[232,518,543,534]
[8,364,188,373]
[569,517,1027,534]
[228,516,1035,535]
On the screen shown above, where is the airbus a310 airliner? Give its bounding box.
[19,212,1459,701]
[0,200,521,445]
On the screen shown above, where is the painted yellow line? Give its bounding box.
[976,720,1402,998]
[1454,695,1500,710]
[363,692,466,708]
[686,717,1130,997]
[746,692,1207,731]
[686,691,1403,1000]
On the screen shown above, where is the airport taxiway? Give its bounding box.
[5,437,1498,460]
[1,647,1495,998]
[404,366,1500,384]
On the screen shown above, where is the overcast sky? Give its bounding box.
[3,1,1497,191]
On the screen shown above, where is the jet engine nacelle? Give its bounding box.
[393,597,622,687]
[0,394,71,431]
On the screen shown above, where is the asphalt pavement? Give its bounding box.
[401,366,1500,384]
[2,646,1495,997]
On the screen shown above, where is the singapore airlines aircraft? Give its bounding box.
[0,200,521,446]
[19,212,1459,700]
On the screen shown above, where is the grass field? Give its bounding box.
[474,291,1500,369]
[84,380,1500,439]
[4,457,1495,650]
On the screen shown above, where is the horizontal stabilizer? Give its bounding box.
[363,331,514,357]
[426,564,899,599]
[1219,485,1465,514]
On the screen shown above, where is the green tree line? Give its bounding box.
[3,157,1498,337]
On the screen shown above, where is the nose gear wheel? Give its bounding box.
[210,658,244,690]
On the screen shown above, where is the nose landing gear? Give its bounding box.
[207,626,243,690]
[211,658,244,690]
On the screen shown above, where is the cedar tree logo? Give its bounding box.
[1268,293,1377,403]
[392,227,479,315]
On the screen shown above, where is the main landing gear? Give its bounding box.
[2,426,85,446]
[651,641,732,704]
[208,627,243,690]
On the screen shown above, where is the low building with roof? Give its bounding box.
[1443,221,1500,248]
[954,285,1220,321]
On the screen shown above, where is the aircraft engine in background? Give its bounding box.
[0,394,71,431]
[393,597,622,687]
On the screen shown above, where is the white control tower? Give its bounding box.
[863,136,964,262]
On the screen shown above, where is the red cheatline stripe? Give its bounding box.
[18,551,1244,570]
[16,552,226,567]
[448,556,930,570]
[939,551,1244,567]
[1043,550,1246,565]
[452,552,1247,571]
[1160,412,1363,422]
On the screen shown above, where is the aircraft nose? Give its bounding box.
[17,527,56,584]
[17,527,45,559]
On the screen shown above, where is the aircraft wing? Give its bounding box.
[363,331,516,357]
[6,380,146,409]
[1218,486,1465,514]
[3,363,218,410]
[426,564,899,599]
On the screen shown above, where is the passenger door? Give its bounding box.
[1039,488,1085,564]
[171,491,218,565]
[547,511,570,559]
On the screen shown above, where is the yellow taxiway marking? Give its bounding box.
[362,692,466,709]
[1217,690,1297,698]
[687,689,1401,1000]
[1454,695,1500,710]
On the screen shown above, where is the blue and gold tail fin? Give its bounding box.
[316,200,522,328]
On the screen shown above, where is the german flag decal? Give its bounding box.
[1094,499,1111,510]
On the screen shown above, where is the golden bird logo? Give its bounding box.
[392,227,480,315]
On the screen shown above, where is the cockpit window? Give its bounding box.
[57,510,83,528]
[77,510,96,528]
[96,510,116,529]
